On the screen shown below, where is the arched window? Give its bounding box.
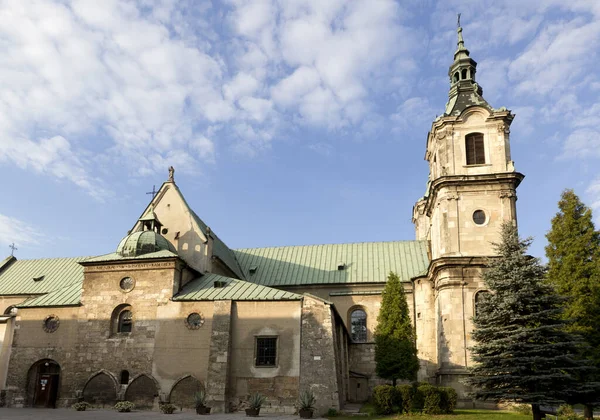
[474,291,491,317]
[120,370,129,385]
[111,305,133,335]
[453,72,459,83]
[466,133,485,165]
[461,68,468,80]
[118,310,132,333]
[350,309,367,343]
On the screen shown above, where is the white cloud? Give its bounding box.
[509,19,600,96]
[0,213,45,250]
[560,129,600,160]
[391,97,436,132]
[586,178,600,226]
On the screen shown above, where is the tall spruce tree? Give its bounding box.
[374,272,419,385]
[468,222,596,420]
[545,189,600,418]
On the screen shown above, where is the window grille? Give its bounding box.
[256,337,277,366]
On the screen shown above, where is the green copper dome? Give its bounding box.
[116,231,177,258]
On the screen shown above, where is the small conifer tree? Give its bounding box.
[374,272,419,385]
[546,189,600,417]
[468,222,596,420]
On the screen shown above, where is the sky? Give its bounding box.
[0,0,599,261]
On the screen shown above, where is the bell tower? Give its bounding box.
[413,16,524,259]
[412,17,524,395]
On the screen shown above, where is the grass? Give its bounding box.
[333,408,532,420]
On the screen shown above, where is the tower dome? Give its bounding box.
[116,230,177,257]
[116,205,176,257]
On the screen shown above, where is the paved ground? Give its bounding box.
[0,409,310,419]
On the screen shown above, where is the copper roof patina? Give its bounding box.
[174,273,302,301]
[234,240,429,287]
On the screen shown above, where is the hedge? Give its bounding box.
[373,384,457,415]
[372,385,398,414]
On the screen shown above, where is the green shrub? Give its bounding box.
[557,404,583,420]
[114,401,135,412]
[325,408,338,417]
[512,404,533,415]
[160,403,177,414]
[412,384,425,411]
[439,387,457,413]
[417,384,442,415]
[395,384,414,414]
[72,401,90,411]
[372,385,398,414]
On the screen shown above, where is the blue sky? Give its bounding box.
[1,0,599,260]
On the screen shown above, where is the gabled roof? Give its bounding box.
[0,256,88,295]
[235,240,429,287]
[174,273,302,301]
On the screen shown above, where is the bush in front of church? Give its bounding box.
[372,384,457,415]
[372,385,398,414]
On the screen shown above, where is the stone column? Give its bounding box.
[206,300,232,413]
[300,295,340,415]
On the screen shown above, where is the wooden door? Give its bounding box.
[33,366,60,407]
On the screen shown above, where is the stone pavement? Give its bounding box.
[0,409,311,420]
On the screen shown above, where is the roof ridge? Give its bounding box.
[8,256,92,262]
[235,239,427,251]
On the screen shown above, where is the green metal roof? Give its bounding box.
[86,249,178,263]
[116,230,177,258]
[174,273,302,301]
[17,282,82,308]
[234,241,429,287]
[0,256,88,295]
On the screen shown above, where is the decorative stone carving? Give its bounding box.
[498,190,516,199]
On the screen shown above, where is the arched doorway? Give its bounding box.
[27,359,60,408]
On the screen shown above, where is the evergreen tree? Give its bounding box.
[546,189,600,362]
[374,272,419,385]
[545,189,600,417]
[468,222,596,420]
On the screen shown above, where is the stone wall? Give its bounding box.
[205,300,232,413]
[229,300,301,414]
[4,258,214,408]
[299,296,342,415]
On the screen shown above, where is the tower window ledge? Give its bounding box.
[463,163,492,168]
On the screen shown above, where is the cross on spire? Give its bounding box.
[9,242,17,256]
[146,185,158,199]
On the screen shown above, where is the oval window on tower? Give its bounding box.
[473,210,486,225]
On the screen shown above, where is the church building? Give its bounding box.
[0,23,522,414]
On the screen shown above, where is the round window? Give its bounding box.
[43,315,60,333]
[186,312,204,330]
[120,277,135,292]
[473,210,486,225]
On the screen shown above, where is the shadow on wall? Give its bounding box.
[3,315,305,410]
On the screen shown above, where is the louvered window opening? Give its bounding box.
[256,337,277,366]
[466,133,485,165]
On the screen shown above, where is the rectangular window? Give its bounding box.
[255,337,277,367]
[466,133,485,165]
